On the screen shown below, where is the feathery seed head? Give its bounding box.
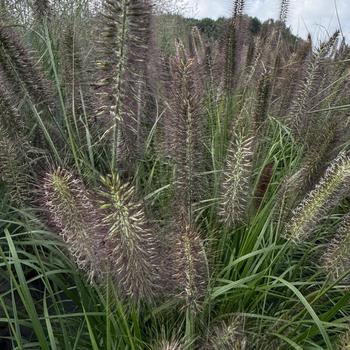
[321,212,350,281]
[157,339,183,350]
[254,162,273,209]
[206,317,247,350]
[95,0,152,167]
[339,329,350,349]
[223,22,237,93]
[33,0,51,20]
[189,26,206,64]
[285,152,350,242]
[297,117,338,190]
[0,126,29,206]
[60,22,90,117]
[0,76,24,138]
[253,67,271,128]
[99,172,159,301]
[0,25,53,107]
[279,0,289,24]
[232,0,245,21]
[166,40,204,215]
[319,31,340,57]
[171,222,208,312]
[223,0,247,92]
[43,168,106,282]
[219,132,253,226]
[278,36,312,116]
[287,32,339,138]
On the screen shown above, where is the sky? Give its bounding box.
[186,0,350,43]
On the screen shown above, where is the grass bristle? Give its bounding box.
[219,131,253,226]
[321,212,350,280]
[205,317,247,349]
[0,24,52,107]
[0,127,30,207]
[339,330,350,349]
[279,0,290,24]
[95,0,152,169]
[42,168,106,282]
[157,339,183,350]
[167,41,204,218]
[99,173,159,301]
[285,152,350,242]
[33,0,51,20]
[172,222,208,312]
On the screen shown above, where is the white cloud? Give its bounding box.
[187,0,350,43]
[287,0,350,42]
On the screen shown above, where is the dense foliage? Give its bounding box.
[1,0,350,349]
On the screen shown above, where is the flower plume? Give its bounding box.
[279,0,289,24]
[99,173,159,301]
[167,41,204,218]
[219,131,253,226]
[43,168,105,282]
[172,222,208,312]
[157,339,183,350]
[0,126,29,206]
[205,317,248,350]
[285,152,350,242]
[33,0,51,20]
[95,0,152,169]
[321,212,350,281]
[0,24,52,107]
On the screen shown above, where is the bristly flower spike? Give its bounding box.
[189,26,206,64]
[0,126,29,207]
[223,0,246,92]
[157,339,183,350]
[172,221,208,312]
[232,0,245,19]
[0,76,24,138]
[285,152,350,242]
[205,317,248,350]
[287,31,340,140]
[219,132,253,226]
[95,0,152,170]
[253,66,272,129]
[0,25,53,107]
[339,329,350,349]
[33,0,51,20]
[99,172,159,302]
[167,40,204,220]
[43,168,106,282]
[279,0,290,24]
[321,212,350,281]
